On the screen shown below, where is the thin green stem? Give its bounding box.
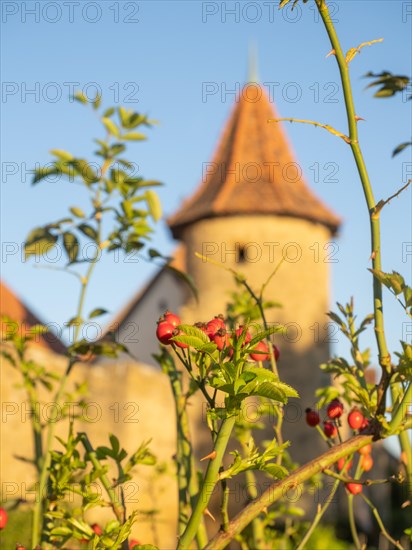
[315,0,411,495]
[347,494,362,550]
[315,0,389,370]
[204,435,373,550]
[31,361,73,547]
[360,493,404,550]
[177,415,237,549]
[244,470,266,549]
[220,479,230,532]
[32,174,105,547]
[241,279,278,377]
[165,352,207,547]
[296,477,340,550]
[25,380,43,473]
[78,432,125,521]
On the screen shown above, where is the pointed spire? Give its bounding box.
[168,81,341,238]
[248,42,259,83]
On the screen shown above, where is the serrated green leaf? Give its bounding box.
[170,334,205,350]
[178,324,209,343]
[263,463,288,478]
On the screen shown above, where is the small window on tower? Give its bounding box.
[158,300,168,312]
[238,245,247,263]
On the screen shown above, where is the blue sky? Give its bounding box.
[1,0,411,372]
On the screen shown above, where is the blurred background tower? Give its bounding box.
[167,77,341,459]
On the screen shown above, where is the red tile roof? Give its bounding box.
[168,83,341,238]
[0,281,66,354]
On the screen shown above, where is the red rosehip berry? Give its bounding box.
[156,321,175,345]
[163,311,181,328]
[326,399,344,419]
[15,545,26,550]
[348,408,364,430]
[129,540,140,549]
[91,523,103,536]
[323,421,338,438]
[213,329,230,351]
[235,325,251,345]
[345,483,362,495]
[358,443,372,456]
[305,408,320,427]
[337,457,353,472]
[360,417,370,432]
[195,322,208,334]
[249,341,270,362]
[360,454,373,472]
[206,317,225,339]
[0,507,8,530]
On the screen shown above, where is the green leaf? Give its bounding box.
[102,117,120,137]
[178,324,210,343]
[72,159,99,184]
[369,269,405,295]
[263,463,288,478]
[78,223,98,242]
[50,149,73,161]
[145,190,162,222]
[392,141,412,157]
[103,107,115,117]
[70,206,86,218]
[248,325,285,347]
[63,232,79,263]
[109,433,120,455]
[32,166,59,185]
[73,91,88,104]
[164,265,198,302]
[29,324,48,336]
[25,228,58,259]
[89,308,108,319]
[122,132,146,141]
[170,334,209,351]
[93,94,101,110]
[50,526,73,536]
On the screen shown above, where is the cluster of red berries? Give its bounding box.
[305,400,369,437]
[305,401,374,496]
[156,311,280,362]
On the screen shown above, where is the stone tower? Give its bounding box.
[168,81,341,459]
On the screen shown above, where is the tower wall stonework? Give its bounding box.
[178,214,335,461]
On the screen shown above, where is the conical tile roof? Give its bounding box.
[168,83,341,238]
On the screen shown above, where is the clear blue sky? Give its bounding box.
[1,0,411,370]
